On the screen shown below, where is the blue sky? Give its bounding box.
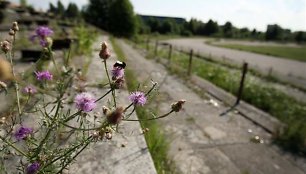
[11,0,306,31]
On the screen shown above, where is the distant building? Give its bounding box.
[138,14,186,24]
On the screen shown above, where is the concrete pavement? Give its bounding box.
[118,39,306,174]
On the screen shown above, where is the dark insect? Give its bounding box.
[113,61,126,69]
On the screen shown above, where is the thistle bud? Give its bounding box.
[101,42,107,50]
[0,40,10,53]
[12,21,19,32]
[92,131,100,140]
[0,81,7,91]
[9,29,15,36]
[105,132,112,140]
[45,37,53,47]
[102,106,110,115]
[99,42,111,60]
[106,107,124,125]
[171,100,186,112]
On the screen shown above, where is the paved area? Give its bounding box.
[118,39,306,174]
[164,38,306,88]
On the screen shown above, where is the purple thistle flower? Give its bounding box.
[23,85,37,95]
[30,26,53,47]
[14,126,33,141]
[129,91,147,106]
[74,92,96,112]
[111,67,124,79]
[26,162,40,174]
[35,71,53,81]
[35,26,53,37]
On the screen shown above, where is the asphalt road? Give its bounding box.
[164,38,306,88]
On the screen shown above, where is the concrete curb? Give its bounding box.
[191,75,286,135]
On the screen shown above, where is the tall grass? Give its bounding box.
[214,43,306,62]
[110,37,175,173]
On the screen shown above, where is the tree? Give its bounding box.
[108,0,137,37]
[203,19,219,36]
[57,0,65,18]
[265,24,283,40]
[83,0,113,30]
[223,21,233,38]
[20,0,27,7]
[49,3,57,13]
[65,3,79,19]
[295,31,306,43]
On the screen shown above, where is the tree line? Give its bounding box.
[48,1,81,20]
[48,0,306,43]
[139,17,306,43]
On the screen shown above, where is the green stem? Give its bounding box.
[32,100,61,158]
[103,60,116,107]
[0,136,29,157]
[61,121,108,131]
[63,110,81,122]
[95,89,112,103]
[123,110,174,121]
[8,35,21,116]
[47,47,60,76]
[40,137,89,170]
[56,137,92,174]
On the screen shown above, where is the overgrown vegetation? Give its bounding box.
[73,24,98,55]
[110,37,175,173]
[213,43,306,62]
[136,39,306,155]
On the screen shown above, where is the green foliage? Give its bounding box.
[108,0,137,37]
[57,0,65,17]
[203,19,219,36]
[73,25,97,55]
[65,3,80,19]
[49,2,57,13]
[19,0,27,7]
[223,22,233,38]
[138,16,306,42]
[83,0,113,30]
[266,24,285,40]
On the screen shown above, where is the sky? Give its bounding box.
[10,0,306,32]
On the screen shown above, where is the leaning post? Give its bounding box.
[187,49,193,76]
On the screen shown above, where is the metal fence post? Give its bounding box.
[235,62,248,105]
[187,49,193,76]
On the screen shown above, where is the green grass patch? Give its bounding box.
[141,40,306,155]
[214,43,306,62]
[110,37,175,174]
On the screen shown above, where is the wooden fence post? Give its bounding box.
[168,44,172,66]
[187,49,193,76]
[235,62,248,105]
[154,40,158,57]
[146,38,150,51]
